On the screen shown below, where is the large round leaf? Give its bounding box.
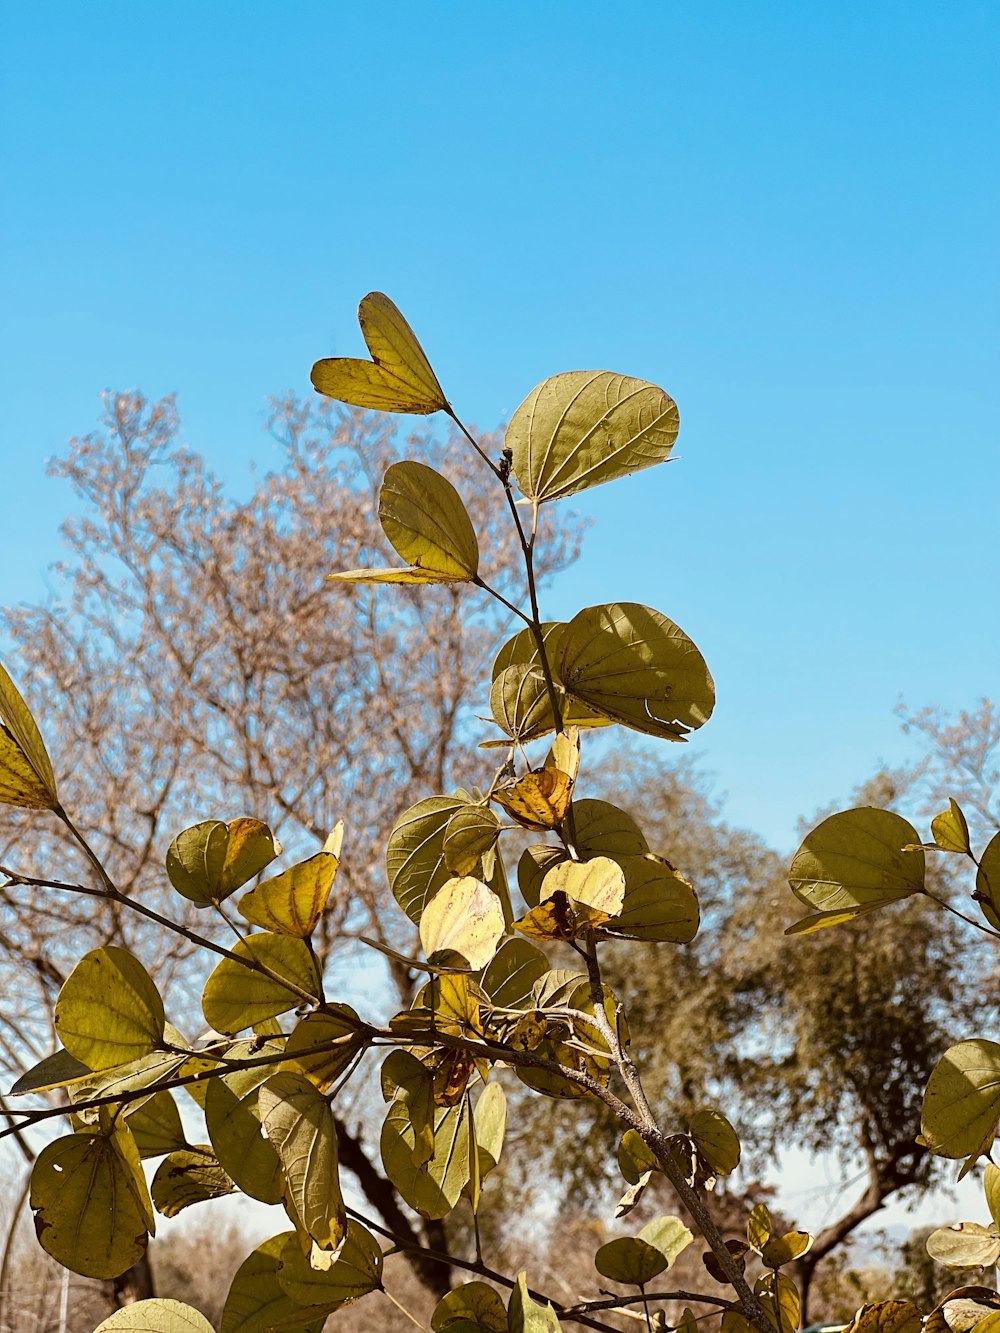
[559,603,714,741]
[603,855,700,944]
[432,1280,509,1332]
[387,795,467,923]
[311,291,447,415]
[922,1039,1000,1160]
[976,831,1000,927]
[379,460,479,579]
[276,1221,383,1309]
[221,1232,329,1333]
[419,877,505,969]
[30,1131,150,1278]
[480,938,550,1012]
[788,807,925,920]
[506,370,679,503]
[202,934,319,1034]
[93,1300,216,1332]
[55,945,165,1070]
[926,1222,1000,1269]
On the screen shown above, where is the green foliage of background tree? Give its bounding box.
[0,292,997,1333]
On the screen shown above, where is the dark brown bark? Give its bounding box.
[112,1253,155,1304]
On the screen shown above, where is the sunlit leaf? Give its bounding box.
[490,664,554,743]
[761,1230,812,1267]
[559,603,714,741]
[379,459,478,578]
[127,1090,187,1158]
[637,1215,694,1268]
[387,795,466,923]
[508,1272,563,1332]
[202,934,318,1034]
[922,1040,1000,1161]
[220,1232,329,1333]
[572,798,649,857]
[493,736,578,831]
[595,1235,669,1285]
[747,1203,773,1250]
[419,877,505,969]
[618,1128,658,1185]
[755,1270,800,1333]
[788,807,924,917]
[93,1300,216,1333]
[311,291,447,415]
[166,818,280,906]
[506,370,679,503]
[926,1222,1000,1269]
[472,1081,507,1178]
[55,945,165,1070]
[540,856,625,916]
[239,852,338,937]
[603,854,699,943]
[0,659,58,808]
[932,799,972,854]
[30,1129,151,1278]
[259,1071,346,1254]
[975,832,1000,927]
[151,1146,236,1217]
[986,1164,1000,1230]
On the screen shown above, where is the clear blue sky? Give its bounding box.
[2,2,997,850]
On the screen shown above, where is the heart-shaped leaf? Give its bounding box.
[788,807,925,919]
[926,1221,1000,1269]
[55,946,165,1070]
[202,933,318,1034]
[433,1280,509,1331]
[239,851,338,937]
[506,370,679,503]
[275,1221,383,1311]
[166,818,280,906]
[311,291,447,415]
[221,1232,330,1333]
[922,1039,1000,1161]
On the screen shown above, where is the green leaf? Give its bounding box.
[166,817,280,906]
[238,851,339,937]
[932,799,972,854]
[490,664,554,743]
[204,1042,286,1204]
[387,795,466,923]
[926,1222,1000,1269]
[472,1081,507,1178]
[10,1047,90,1095]
[259,1071,346,1254]
[975,832,1000,927]
[761,1231,812,1267]
[0,658,58,808]
[93,1300,216,1332]
[603,854,700,943]
[379,460,479,579]
[55,945,165,1070]
[444,805,502,876]
[151,1146,236,1216]
[506,370,679,503]
[788,807,924,916]
[275,1221,383,1311]
[30,1130,151,1278]
[202,934,318,1034]
[281,1006,366,1091]
[480,938,550,1012]
[689,1108,741,1177]
[922,1039,1000,1161]
[508,1272,562,1333]
[595,1236,669,1285]
[618,1129,658,1185]
[572,798,649,857]
[558,603,714,741]
[380,1097,470,1219]
[310,291,447,415]
[433,1280,509,1331]
[419,877,505,969]
[221,1232,330,1333]
[517,845,566,908]
[488,622,608,738]
[126,1090,187,1158]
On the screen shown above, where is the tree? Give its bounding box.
[1,290,998,1333]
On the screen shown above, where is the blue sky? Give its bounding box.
[2,1,997,850]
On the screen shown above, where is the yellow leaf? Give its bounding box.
[379,460,479,580]
[493,736,578,831]
[0,659,58,809]
[94,1299,216,1332]
[419,877,505,970]
[310,291,447,415]
[55,945,165,1070]
[202,935,319,1035]
[239,851,339,937]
